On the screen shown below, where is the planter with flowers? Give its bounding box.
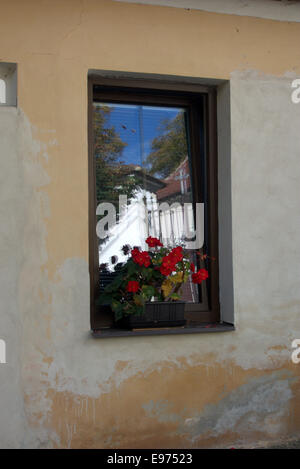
[96,237,209,329]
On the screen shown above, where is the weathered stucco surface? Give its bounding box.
[0,0,300,448]
[114,0,300,22]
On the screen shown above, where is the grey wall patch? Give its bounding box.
[182,371,295,441]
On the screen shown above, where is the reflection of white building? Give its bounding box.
[155,157,195,247]
[98,168,165,269]
[98,160,196,270]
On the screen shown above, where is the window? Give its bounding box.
[0,63,17,107]
[0,79,6,104]
[88,75,220,334]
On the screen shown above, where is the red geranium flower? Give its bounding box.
[146,236,163,248]
[142,253,151,267]
[192,269,209,284]
[126,280,140,293]
[132,248,151,267]
[160,265,173,276]
[162,255,177,272]
[170,246,183,263]
[131,247,141,262]
[190,262,195,272]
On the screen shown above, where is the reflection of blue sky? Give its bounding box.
[96,103,184,167]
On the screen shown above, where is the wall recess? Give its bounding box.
[0,63,17,106]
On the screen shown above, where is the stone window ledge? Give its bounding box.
[92,322,235,339]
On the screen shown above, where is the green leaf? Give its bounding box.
[127,261,139,275]
[111,300,122,313]
[141,285,156,300]
[133,293,145,307]
[115,308,123,321]
[169,293,180,301]
[96,294,112,306]
[131,304,145,316]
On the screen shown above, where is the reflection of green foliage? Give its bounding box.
[94,105,138,210]
[94,105,126,165]
[146,112,188,178]
[95,161,140,209]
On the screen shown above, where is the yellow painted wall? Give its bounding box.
[1,0,300,275]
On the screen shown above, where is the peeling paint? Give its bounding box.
[182,371,295,441]
[40,362,300,448]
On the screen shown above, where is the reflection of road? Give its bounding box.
[181,276,197,303]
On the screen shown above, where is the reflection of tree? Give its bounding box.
[94,105,138,210]
[146,112,188,178]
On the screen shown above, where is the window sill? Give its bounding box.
[91,322,235,339]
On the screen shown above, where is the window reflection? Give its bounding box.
[94,102,200,303]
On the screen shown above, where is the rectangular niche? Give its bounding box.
[0,62,17,107]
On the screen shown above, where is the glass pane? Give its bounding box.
[93,102,200,303]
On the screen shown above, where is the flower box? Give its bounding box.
[96,237,209,331]
[115,301,186,329]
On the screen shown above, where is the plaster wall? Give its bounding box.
[0,108,25,448]
[114,0,300,22]
[0,0,300,448]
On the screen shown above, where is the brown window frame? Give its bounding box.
[88,75,220,333]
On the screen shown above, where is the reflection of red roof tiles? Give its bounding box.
[157,158,190,200]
